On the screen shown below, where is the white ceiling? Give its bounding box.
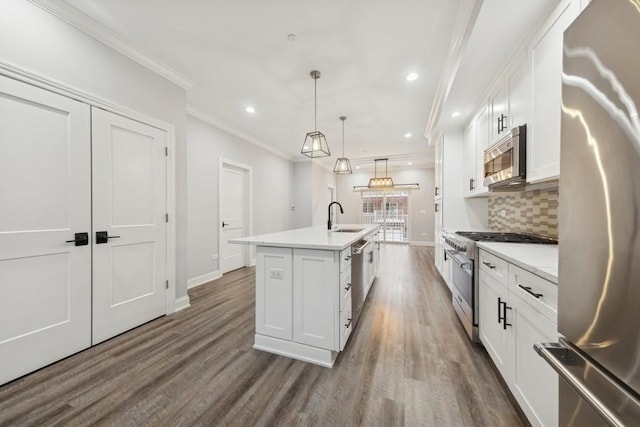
[60,0,557,170]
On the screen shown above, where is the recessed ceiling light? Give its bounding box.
[451,111,460,117]
[245,106,255,114]
[356,165,361,170]
[406,72,418,81]
[408,162,413,166]
[287,34,297,42]
[404,133,412,138]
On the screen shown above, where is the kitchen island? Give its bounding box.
[230,224,379,367]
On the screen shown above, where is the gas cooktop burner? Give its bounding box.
[455,231,557,244]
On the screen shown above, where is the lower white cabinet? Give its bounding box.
[293,248,339,350]
[255,246,293,340]
[479,270,512,378]
[479,249,558,427]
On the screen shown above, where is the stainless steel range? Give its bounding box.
[442,231,557,342]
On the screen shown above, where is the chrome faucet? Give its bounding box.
[328,201,344,230]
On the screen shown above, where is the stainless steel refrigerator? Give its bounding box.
[535,0,640,425]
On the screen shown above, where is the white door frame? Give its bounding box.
[0,62,177,314]
[218,158,253,271]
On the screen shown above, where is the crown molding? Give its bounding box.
[423,0,483,143]
[27,0,195,90]
[187,105,294,161]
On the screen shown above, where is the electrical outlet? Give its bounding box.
[212,254,219,260]
[269,268,283,280]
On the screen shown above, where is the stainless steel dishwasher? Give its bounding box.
[350,239,370,327]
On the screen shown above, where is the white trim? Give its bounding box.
[188,106,293,161]
[219,158,253,274]
[253,334,337,368]
[174,295,191,312]
[0,62,178,317]
[187,270,222,289]
[26,0,194,90]
[423,0,483,143]
[250,258,257,267]
[410,241,435,247]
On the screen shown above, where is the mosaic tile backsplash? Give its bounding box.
[488,188,559,239]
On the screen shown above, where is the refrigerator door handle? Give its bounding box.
[535,339,640,427]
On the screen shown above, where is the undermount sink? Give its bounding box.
[333,228,364,233]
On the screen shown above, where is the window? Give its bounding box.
[362,202,374,214]
[385,202,398,217]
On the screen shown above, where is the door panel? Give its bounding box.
[220,165,246,273]
[0,76,91,385]
[91,108,167,345]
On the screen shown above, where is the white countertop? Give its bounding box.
[476,242,559,284]
[229,224,379,251]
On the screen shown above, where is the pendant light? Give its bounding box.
[333,116,352,174]
[301,70,331,158]
[368,158,395,188]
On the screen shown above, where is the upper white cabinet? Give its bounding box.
[506,52,529,130]
[528,0,581,183]
[434,134,443,200]
[489,84,508,145]
[463,105,490,197]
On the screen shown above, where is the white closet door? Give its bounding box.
[0,76,91,385]
[91,108,167,344]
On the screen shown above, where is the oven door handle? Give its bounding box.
[448,251,472,268]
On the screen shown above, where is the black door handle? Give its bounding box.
[222,221,229,228]
[96,231,121,244]
[502,302,512,330]
[498,297,504,325]
[518,284,543,299]
[66,232,89,246]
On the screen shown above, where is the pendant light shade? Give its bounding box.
[333,116,352,174]
[368,158,395,188]
[301,70,331,158]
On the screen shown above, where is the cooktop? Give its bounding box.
[455,231,557,244]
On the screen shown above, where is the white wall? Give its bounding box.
[311,165,337,227]
[292,162,312,228]
[336,167,436,244]
[187,115,294,282]
[291,161,337,228]
[0,2,189,298]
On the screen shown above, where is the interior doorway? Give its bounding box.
[219,159,252,274]
[360,190,410,243]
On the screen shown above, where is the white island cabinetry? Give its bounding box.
[232,225,378,368]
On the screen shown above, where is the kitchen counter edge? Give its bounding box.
[476,241,558,284]
[229,224,379,251]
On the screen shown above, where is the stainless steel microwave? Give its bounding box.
[483,124,526,189]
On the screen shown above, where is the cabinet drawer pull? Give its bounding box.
[482,261,496,269]
[518,284,543,299]
[502,302,512,330]
[345,318,352,328]
[497,297,503,325]
[345,283,351,291]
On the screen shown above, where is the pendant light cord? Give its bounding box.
[314,76,317,132]
[342,120,345,157]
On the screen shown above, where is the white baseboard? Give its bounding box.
[187,270,222,289]
[250,258,256,267]
[253,334,336,368]
[410,241,434,247]
[174,295,191,312]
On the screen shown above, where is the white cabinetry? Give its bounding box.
[256,246,293,340]
[506,52,529,130]
[489,84,508,145]
[528,0,581,183]
[479,249,559,427]
[293,249,339,350]
[254,229,378,367]
[463,110,490,198]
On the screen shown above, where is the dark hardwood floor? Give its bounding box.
[0,245,523,427]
